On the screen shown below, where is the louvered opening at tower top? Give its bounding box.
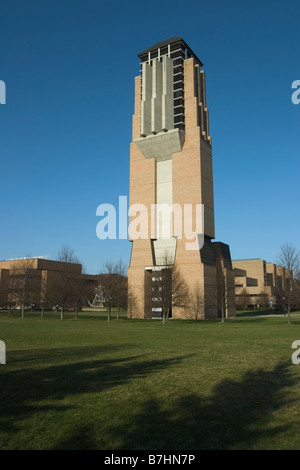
[138,37,203,134]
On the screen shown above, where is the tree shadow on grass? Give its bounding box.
[0,345,187,437]
[1,346,298,450]
[107,361,297,450]
[7,344,131,365]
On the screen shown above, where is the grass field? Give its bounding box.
[0,310,300,450]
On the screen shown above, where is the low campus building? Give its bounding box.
[0,257,98,310]
[233,258,292,309]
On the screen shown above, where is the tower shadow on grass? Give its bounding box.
[0,345,188,439]
[107,361,297,450]
[1,349,297,450]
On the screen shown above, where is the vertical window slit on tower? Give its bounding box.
[139,39,211,134]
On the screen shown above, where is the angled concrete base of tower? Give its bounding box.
[127,37,236,320]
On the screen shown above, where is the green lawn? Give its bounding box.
[0,311,300,450]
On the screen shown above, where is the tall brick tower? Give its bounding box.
[128,37,235,320]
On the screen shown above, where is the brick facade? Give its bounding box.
[128,38,236,320]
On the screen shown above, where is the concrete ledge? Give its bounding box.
[135,129,185,162]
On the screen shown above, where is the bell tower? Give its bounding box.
[128,37,235,320]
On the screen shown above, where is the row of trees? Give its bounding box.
[0,246,92,319]
[274,243,300,325]
[95,260,128,322]
[1,242,299,324]
[129,244,300,324]
[235,243,300,324]
[0,245,129,321]
[129,253,234,324]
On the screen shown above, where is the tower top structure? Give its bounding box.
[138,36,203,67]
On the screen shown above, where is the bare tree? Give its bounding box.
[256,288,270,310]
[186,282,204,320]
[235,287,249,311]
[0,287,6,310]
[151,254,189,324]
[127,284,138,319]
[40,271,47,318]
[101,261,115,322]
[275,285,300,324]
[212,243,236,321]
[112,259,128,319]
[9,258,36,319]
[54,244,81,320]
[215,265,236,322]
[70,276,94,319]
[98,260,128,322]
[276,243,300,278]
[275,243,300,324]
[0,270,9,313]
[57,244,80,265]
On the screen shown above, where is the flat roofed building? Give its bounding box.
[0,257,98,310]
[233,258,292,309]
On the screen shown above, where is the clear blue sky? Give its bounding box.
[0,0,299,274]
